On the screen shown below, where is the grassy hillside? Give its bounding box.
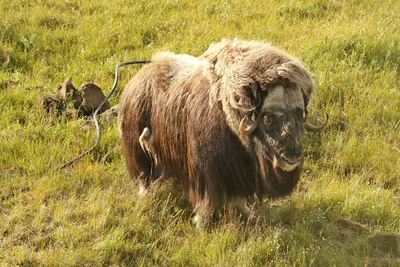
[1,0,399,266]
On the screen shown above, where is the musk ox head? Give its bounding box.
[203,39,328,173]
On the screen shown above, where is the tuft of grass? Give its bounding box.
[1,0,400,266]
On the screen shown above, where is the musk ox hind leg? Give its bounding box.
[120,124,162,196]
[136,127,165,195]
[136,127,152,195]
[139,127,160,168]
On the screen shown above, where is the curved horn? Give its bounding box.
[239,116,258,136]
[305,112,329,133]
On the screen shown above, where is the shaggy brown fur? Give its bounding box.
[119,39,316,224]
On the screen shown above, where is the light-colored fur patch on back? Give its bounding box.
[152,52,204,86]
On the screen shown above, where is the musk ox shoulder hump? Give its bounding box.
[151,52,206,85]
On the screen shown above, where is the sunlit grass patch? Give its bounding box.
[1,0,400,265]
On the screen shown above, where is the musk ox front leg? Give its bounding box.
[193,198,251,227]
[192,193,217,228]
[232,198,251,216]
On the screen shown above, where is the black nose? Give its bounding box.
[281,148,302,164]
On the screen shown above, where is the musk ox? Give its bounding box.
[119,39,328,226]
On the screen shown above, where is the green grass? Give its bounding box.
[1,0,400,266]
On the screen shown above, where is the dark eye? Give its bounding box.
[263,115,272,126]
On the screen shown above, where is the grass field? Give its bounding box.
[1,0,400,266]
